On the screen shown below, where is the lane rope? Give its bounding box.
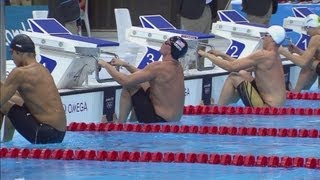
[286,91,320,100]
[67,122,320,138]
[1,147,319,169]
[182,105,320,115]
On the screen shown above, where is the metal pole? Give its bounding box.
[225,0,232,10]
[0,0,6,80]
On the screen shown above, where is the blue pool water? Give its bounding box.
[1,99,320,180]
[2,159,319,180]
[3,130,320,158]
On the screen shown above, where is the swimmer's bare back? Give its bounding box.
[15,62,66,131]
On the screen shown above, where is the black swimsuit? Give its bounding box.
[131,88,167,123]
[7,104,65,144]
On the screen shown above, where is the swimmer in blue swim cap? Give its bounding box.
[98,36,188,123]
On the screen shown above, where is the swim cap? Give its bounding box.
[10,34,35,53]
[266,25,286,45]
[169,36,188,60]
[304,14,320,28]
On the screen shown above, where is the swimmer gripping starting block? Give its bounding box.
[283,7,315,50]
[23,18,121,89]
[212,10,271,58]
[114,8,215,70]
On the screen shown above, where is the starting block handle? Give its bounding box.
[95,51,120,83]
[74,46,121,83]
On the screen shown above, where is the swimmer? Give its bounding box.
[279,14,320,92]
[198,25,287,107]
[0,34,66,144]
[98,36,188,123]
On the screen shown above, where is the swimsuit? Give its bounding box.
[131,88,167,123]
[7,104,65,144]
[236,80,267,107]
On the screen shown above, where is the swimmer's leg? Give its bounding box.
[0,92,23,142]
[2,117,15,142]
[238,70,254,82]
[0,112,4,131]
[117,82,150,123]
[293,67,317,92]
[117,87,134,123]
[0,101,15,142]
[218,72,244,105]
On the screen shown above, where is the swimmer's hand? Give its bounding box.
[207,49,224,57]
[110,58,129,67]
[198,49,208,57]
[97,60,115,71]
[198,49,219,59]
[98,59,109,67]
[287,43,302,55]
[278,46,290,55]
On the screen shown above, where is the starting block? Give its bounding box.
[283,7,314,34]
[212,10,270,58]
[283,7,315,50]
[114,8,215,71]
[24,18,120,88]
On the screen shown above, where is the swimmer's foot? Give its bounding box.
[101,113,121,123]
[199,97,215,105]
[112,113,121,123]
[101,115,108,123]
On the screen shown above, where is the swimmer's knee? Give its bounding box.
[0,102,15,115]
[227,74,246,86]
[11,95,24,106]
[122,85,142,96]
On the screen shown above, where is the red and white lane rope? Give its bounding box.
[1,148,319,169]
[286,91,320,100]
[182,105,320,115]
[67,122,320,138]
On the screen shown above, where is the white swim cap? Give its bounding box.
[266,25,286,45]
[304,14,320,28]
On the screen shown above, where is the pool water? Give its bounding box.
[3,131,320,157]
[2,159,319,180]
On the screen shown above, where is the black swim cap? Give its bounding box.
[169,36,188,60]
[10,34,35,53]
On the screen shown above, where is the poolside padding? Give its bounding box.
[1,147,319,169]
[67,122,320,138]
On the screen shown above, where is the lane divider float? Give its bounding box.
[286,91,320,100]
[182,105,320,115]
[1,148,319,169]
[67,122,320,138]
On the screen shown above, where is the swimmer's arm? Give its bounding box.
[207,49,237,62]
[109,58,139,73]
[279,36,319,67]
[99,60,155,86]
[121,62,140,73]
[198,50,258,72]
[0,69,21,107]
